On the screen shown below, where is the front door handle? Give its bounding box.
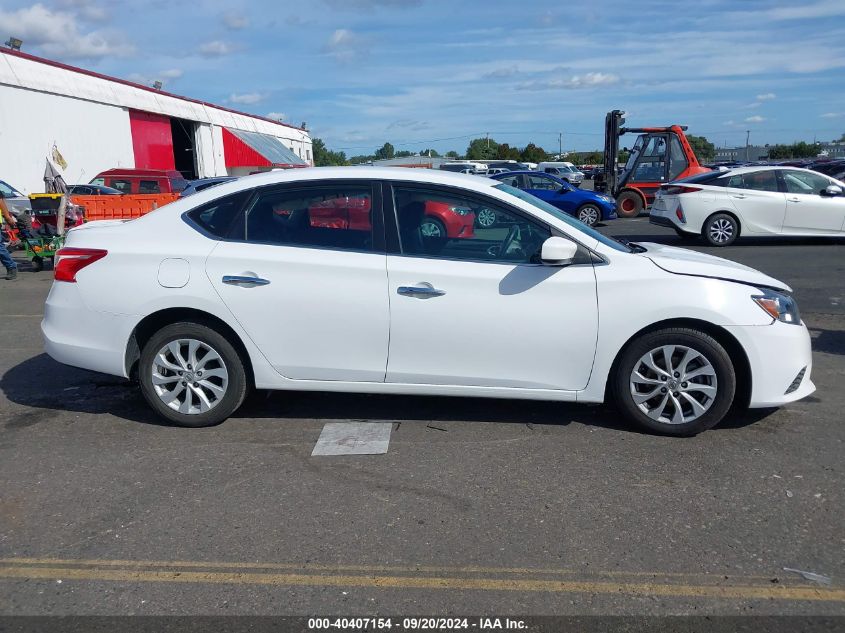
[787,197,801,203]
[397,284,445,298]
[223,275,271,286]
[731,194,747,199]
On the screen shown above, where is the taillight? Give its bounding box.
[54,248,108,283]
[663,185,702,195]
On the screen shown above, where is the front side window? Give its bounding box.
[782,170,832,195]
[186,190,252,238]
[526,174,560,191]
[729,171,779,192]
[393,185,550,264]
[630,135,668,182]
[668,136,688,180]
[496,174,522,187]
[139,180,161,194]
[244,184,376,252]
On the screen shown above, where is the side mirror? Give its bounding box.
[558,186,569,194]
[822,185,842,197]
[540,236,578,266]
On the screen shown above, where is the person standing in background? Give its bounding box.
[0,197,19,280]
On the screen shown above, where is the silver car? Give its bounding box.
[0,179,30,218]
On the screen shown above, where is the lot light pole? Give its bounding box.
[745,130,750,161]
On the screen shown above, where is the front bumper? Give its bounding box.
[724,320,816,407]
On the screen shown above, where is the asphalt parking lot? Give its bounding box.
[0,219,843,617]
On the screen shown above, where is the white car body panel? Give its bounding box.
[42,167,815,416]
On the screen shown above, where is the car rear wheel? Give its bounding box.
[612,328,736,436]
[476,208,497,228]
[616,190,644,218]
[577,204,602,227]
[139,322,247,427]
[703,213,739,246]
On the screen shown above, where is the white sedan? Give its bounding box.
[650,166,845,246]
[42,167,814,435]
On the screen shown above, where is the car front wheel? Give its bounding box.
[577,204,602,227]
[612,328,736,436]
[139,322,248,427]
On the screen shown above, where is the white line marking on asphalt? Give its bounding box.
[312,422,392,456]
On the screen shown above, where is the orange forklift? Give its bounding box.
[594,110,709,217]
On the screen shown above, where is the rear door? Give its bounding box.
[725,170,786,234]
[781,170,845,233]
[203,180,390,382]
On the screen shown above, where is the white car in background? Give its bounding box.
[42,167,814,436]
[650,166,845,246]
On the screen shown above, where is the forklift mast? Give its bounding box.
[597,110,625,195]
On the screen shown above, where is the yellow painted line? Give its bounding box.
[0,565,842,602]
[0,557,775,581]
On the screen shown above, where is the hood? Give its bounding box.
[68,219,130,232]
[639,242,791,292]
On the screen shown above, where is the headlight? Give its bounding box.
[449,206,472,216]
[752,288,801,324]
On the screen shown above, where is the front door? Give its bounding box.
[385,183,598,391]
[205,181,390,382]
[523,173,574,213]
[725,170,786,234]
[781,170,845,233]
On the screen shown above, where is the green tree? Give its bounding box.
[311,137,348,166]
[686,135,716,163]
[420,148,440,157]
[374,142,395,160]
[520,142,547,164]
[395,150,414,158]
[349,154,375,165]
[496,143,522,161]
[466,137,499,160]
[445,150,460,158]
[617,149,630,164]
[791,141,819,158]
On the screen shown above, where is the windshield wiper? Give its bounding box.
[616,238,647,253]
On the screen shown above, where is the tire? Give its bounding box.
[577,204,602,227]
[139,321,248,427]
[703,213,739,247]
[612,327,736,436]
[476,208,497,228]
[420,217,447,239]
[616,190,644,218]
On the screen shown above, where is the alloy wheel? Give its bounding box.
[708,218,735,243]
[578,206,600,226]
[151,338,229,414]
[420,221,443,238]
[629,345,717,425]
[476,208,497,228]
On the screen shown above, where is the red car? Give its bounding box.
[298,196,475,239]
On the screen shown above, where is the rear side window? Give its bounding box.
[186,190,252,238]
[110,179,132,194]
[674,171,730,187]
[727,171,779,192]
[139,180,161,194]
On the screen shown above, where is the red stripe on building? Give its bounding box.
[222,128,272,169]
[129,110,176,170]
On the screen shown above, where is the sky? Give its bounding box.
[2,0,845,156]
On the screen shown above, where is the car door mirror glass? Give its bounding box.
[822,185,842,197]
[540,236,577,266]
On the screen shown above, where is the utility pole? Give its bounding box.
[486,132,489,150]
[745,130,750,161]
[559,132,563,159]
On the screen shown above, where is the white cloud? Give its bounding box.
[223,12,249,30]
[266,112,287,121]
[756,93,776,101]
[745,115,766,123]
[160,68,183,80]
[387,119,431,131]
[517,72,620,91]
[0,3,134,59]
[229,92,265,105]
[323,0,422,9]
[323,29,370,63]
[57,0,108,22]
[199,40,235,57]
[820,112,844,119]
[482,65,519,80]
[766,0,845,20]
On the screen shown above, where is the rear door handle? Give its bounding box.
[222,275,271,286]
[397,284,446,298]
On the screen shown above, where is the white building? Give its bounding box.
[0,48,313,193]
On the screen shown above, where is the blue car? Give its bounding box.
[489,170,617,227]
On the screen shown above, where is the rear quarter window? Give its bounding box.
[185,190,252,238]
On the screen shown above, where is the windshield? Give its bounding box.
[494,184,630,252]
[624,136,644,173]
[0,180,23,198]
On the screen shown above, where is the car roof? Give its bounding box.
[214,166,500,190]
[720,165,828,176]
[97,168,184,178]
